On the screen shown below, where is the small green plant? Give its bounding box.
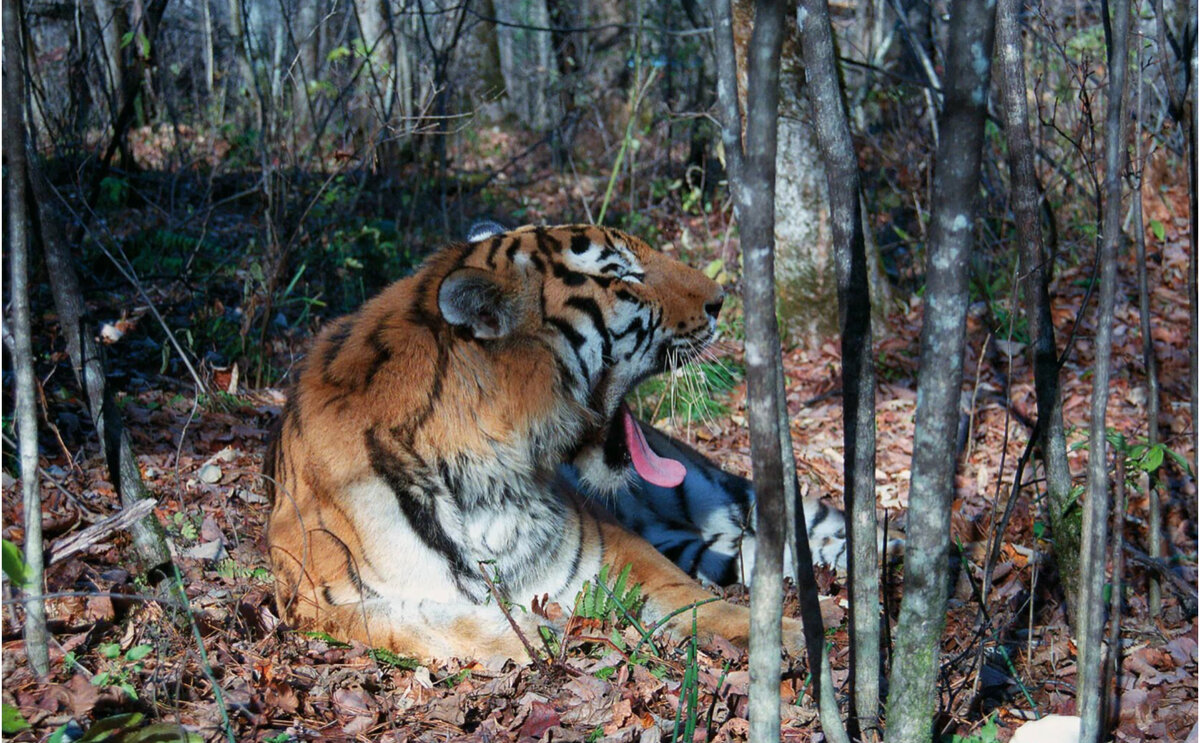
[369,647,420,670]
[215,558,273,583]
[88,643,154,700]
[2,703,30,735]
[669,609,703,743]
[942,714,1000,743]
[47,712,200,743]
[575,564,645,623]
[168,510,201,542]
[97,176,129,208]
[2,538,30,586]
[302,630,351,648]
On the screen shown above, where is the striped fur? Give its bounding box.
[569,424,898,586]
[264,224,805,661]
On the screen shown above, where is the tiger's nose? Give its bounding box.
[704,292,725,320]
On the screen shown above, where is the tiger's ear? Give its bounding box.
[438,267,518,339]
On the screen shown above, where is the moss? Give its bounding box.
[775,262,840,347]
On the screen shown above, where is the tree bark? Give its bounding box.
[291,0,321,131]
[796,1,881,737]
[1150,0,1196,475]
[4,0,50,678]
[714,1,790,741]
[995,0,1078,616]
[1078,0,1131,739]
[730,0,835,347]
[492,0,559,130]
[1130,24,1162,616]
[27,166,173,574]
[885,1,996,740]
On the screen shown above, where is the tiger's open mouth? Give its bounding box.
[610,404,686,488]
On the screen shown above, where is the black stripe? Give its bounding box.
[570,234,591,254]
[715,553,740,586]
[560,516,586,597]
[365,428,475,591]
[535,228,558,258]
[551,261,588,287]
[661,540,690,565]
[547,316,592,382]
[362,316,394,389]
[321,320,354,385]
[565,296,612,362]
[673,482,695,526]
[486,237,503,268]
[684,533,723,576]
[808,500,832,529]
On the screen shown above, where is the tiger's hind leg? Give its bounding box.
[289,593,553,663]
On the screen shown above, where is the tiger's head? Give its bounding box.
[438,223,723,493]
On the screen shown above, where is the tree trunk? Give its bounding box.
[355,0,396,149]
[4,0,50,678]
[201,0,214,97]
[796,1,881,737]
[291,0,321,131]
[995,0,1078,617]
[1078,0,1131,739]
[492,0,559,131]
[738,1,787,739]
[91,0,126,122]
[26,166,174,575]
[731,0,833,347]
[885,1,996,740]
[715,1,790,741]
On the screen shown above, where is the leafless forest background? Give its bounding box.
[1,0,1196,741]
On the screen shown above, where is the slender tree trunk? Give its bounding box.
[1129,22,1163,616]
[995,0,1078,616]
[26,166,173,574]
[291,0,321,132]
[740,3,786,740]
[4,0,50,678]
[796,1,881,738]
[201,0,214,98]
[1078,0,1131,739]
[1150,0,1196,474]
[885,1,996,740]
[91,0,125,123]
[714,2,791,741]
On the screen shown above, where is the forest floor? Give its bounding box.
[2,136,1197,742]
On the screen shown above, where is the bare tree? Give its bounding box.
[995,0,1078,613]
[713,1,788,740]
[796,0,881,738]
[1149,0,1196,473]
[885,0,996,739]
[26,166,174,575]
[1129,41,1163,615]
[1078,0,1131,739]
[4,0,50,678]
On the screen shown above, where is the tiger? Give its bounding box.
[264,222,808,661]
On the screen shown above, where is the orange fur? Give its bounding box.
[264,225,803,660]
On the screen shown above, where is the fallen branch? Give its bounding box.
[47,499,157,566]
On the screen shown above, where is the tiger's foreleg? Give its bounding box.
[594,518,805,655]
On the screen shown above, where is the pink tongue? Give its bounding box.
[623,408,686,487]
